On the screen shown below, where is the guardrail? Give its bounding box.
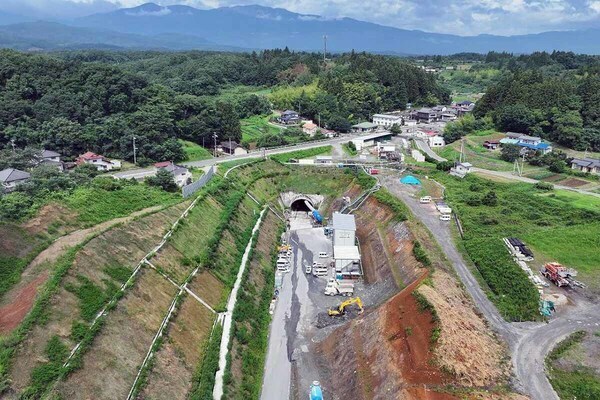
[182,166,215,198]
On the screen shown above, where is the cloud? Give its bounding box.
[3,0,600,35]
[125,7,172,16]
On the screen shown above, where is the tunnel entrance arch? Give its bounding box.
[290,198,314,212]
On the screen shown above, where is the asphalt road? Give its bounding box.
[415,139,447,162]
[380,173,600,400]
[183,134,359,169]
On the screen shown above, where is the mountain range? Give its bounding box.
[0,3,599,54]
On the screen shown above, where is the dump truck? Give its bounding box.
[324,279,354,296]
[310,381,323,400]
[328,297,364,316]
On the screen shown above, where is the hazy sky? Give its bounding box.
[3,0,600,35]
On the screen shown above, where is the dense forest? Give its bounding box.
[0,49,447,164]
[437,51,600,151]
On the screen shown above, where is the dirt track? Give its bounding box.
[380,172,600,400]
[0,205,165,335]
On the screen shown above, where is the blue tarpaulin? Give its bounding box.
[400,175,421,185]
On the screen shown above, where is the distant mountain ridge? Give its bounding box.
[0,2,600,54]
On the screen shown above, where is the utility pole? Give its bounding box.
[213,133,218,158]
[10,138,16,153]
[323,35,327,64]
[132,136,137,165]
[229,137,232,156]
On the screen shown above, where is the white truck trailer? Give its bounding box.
[324,279,354,296]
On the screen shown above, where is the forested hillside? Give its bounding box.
[439,51,600,151]
[0,49,447,164]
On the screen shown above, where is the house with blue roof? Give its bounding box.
[500,132,553,154]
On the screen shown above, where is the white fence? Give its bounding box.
[182,166,215,198]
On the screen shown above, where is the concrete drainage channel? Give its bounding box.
[213,208,267,400]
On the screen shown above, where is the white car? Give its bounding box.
[318,252,328,258]
[440,214,451,221]
[305,264,312,274]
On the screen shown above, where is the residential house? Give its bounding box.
[0,168,31,193]
[372,113,402,128]
[277,110,300,125]
[154,161,192,187]
[302,121,318,136]
[36,149,64,171]
[352,122,378,133]
[452,101,475,116]
[428,136,445,148]
[500,133,553,154]
[571,158,600,175]
[412,108,439,123]
[440,111,458,121]
[220,141,248,156]
[483,140,500,150]
[76,152,121,171]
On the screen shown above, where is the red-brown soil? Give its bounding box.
[0,272,48,335]
[559,178,589,188]
[318,273,456,400]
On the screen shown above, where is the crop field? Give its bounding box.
[241,114,283,142]
[437,173,600,320]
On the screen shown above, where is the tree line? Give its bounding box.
[0,49,448,164]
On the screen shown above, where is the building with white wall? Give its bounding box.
[372,114,402,128]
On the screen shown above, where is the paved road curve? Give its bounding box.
[380,173,600,400]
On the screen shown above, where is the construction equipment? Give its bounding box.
[309,381,323,400]
[328,297,363,316]
[539,300,555,317]
[541,262,585,288]
[324,279,354,296]
[312,210,323,224]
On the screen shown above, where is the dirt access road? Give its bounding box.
[380,173,600,400]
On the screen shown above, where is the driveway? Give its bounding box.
[380,172,600,400]
[414,139,447,162]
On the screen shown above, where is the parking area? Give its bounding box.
[261,213,350,400]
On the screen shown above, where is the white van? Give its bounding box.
[276,258,289,271]
[305,263,312,274]
[312,264,328,277]
[440,214,451,221]
[318,252,328,258]
[419,196,432,204]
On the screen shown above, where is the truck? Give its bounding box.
[324,279,354,296]
[312,263,328,277]
[312,210,323,224]
[276,257,289,271]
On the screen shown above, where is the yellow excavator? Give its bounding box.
[328,297,364,316]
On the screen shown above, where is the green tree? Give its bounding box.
[146,169,178,192]
[500,144,521,162]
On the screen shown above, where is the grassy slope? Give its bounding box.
[547,331,600,400]
[437,173,600,320]
[180,140,213,162]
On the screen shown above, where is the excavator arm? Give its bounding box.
[328,297,364,316]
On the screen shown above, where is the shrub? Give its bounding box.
[534,181,554,191]
[412,241,431,267]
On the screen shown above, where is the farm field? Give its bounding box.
[241,114,283,143]
[434,172,600,320]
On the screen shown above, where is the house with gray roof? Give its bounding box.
[571,157,600,175]
[0,168,31,193]
[36,149,64,171]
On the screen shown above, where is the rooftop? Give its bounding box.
[78,151,104,160]
[41,149,60,158]
[352,122,378,129]
[332,212,356,231]
[571,157,600,168]
[333,245,361,260]
[0,168,31,183]
[352,131,394,141]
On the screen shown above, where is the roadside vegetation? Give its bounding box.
[270,145,331,163]
[547,331,600,400]
[181,140,213,161]
[436,172,600,320]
